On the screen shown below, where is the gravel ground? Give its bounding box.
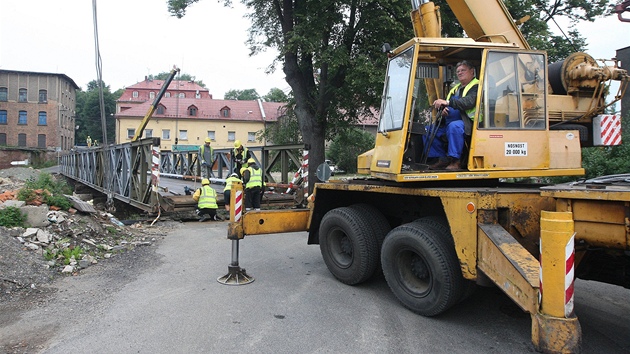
[0,166,178,353]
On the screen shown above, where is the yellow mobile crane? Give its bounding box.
[223,1,629,352]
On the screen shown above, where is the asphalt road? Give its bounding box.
[4,221,630,353]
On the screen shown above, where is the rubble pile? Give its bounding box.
[0,167,169,300]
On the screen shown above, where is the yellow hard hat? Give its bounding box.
[247,158,255,164]
[234,140,242,148]
[204,138,211,144]
[201,178,210,185]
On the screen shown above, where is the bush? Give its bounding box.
[328,128,375,174]
[0,207,27,228]
[44,194,72,211]
[17,172,72,209]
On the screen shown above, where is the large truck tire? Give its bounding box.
[412,216,476,302]
[319,207,380,285]
[381,222,465,316]
[349,203,391,277]
[349,203,390,252]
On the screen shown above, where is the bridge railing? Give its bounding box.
[60,139,305,212]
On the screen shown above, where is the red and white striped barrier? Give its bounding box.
[564,233,575,317]
[234,190,243,222]
[594,114,622,146]
[302,150,309,198]
[151,145,160,191]
[286,167,302,194]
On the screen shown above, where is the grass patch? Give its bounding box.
[0,207,27,227]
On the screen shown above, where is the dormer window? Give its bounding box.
[188,105,198,116]
[157,105,165,114]
[132,91,139,98]
[149,92,155,99]
[221,106,231,118]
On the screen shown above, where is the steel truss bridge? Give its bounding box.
[59,138,305,213]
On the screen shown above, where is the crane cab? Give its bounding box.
[359,39,585,182]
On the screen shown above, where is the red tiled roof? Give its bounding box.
[118,79,211,102]
[116,97,285,122]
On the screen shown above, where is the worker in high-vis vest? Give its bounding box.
[232,140,251,178]
[199,138,214,179]
[426,60,479,171]
[242,158,263,211]
[192,178,219,221]
[223,173,242,211]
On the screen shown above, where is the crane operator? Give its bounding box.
[426,60,479,170]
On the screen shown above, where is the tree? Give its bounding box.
[224,88,260,100]
[263,88,288,102]
[168,0,412,193]
[328,128,375,174]
[258,104,301,145]
[149,72,206,88]
[75,80,120,146]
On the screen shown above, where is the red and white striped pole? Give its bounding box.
[539,211,576,318]
[151,145,160,191]
[302,149,309,198]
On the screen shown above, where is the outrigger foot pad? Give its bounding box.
[217,265,255,285]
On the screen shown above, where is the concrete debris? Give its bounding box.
[0,167,172,299]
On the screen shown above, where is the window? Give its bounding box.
[188,106,197,116]
[377,47,413,133]
[221,108,230,117]
[38,112,47,125]
[157,105,165,114]
[0,133,6,145]
[0,110,6,124]
[207,131,215,141]
[162,129,170,140]
[39,90,47,103]
[228,131,235,141]
[178,93,185,98]
[149,92,155,99]
[18,111,27,124]
[179,130,188,140]
[18,133,26,147]
[165,92,171,98]
[132,91,139,98]
[38,134,46,148]
[248,132,256,142]
[145,129,153,138]
[19,88,27,102]
[127,128,135,139]
[479,51,547,130]
[0,87,7,101]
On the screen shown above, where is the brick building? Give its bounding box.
[115,78,285,151]
[0,69,79,151]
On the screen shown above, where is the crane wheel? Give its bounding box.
[381,222,464,316]
[319,207,380,285]
[412,216,476,302]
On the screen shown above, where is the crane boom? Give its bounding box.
[131,66,180,142]
[445,0,530,49]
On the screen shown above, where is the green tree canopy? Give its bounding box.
[328,128,375,174]
[75,80,120,146]
[168,0,412,192]
[149,71,206,88]
[224,88,260,100]
[263,88,289,102]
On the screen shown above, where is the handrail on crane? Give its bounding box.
[614,0,630,22]
[131,66,181,142]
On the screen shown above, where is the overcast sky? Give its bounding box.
[0,0,289,99]
[0,1,628,101]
